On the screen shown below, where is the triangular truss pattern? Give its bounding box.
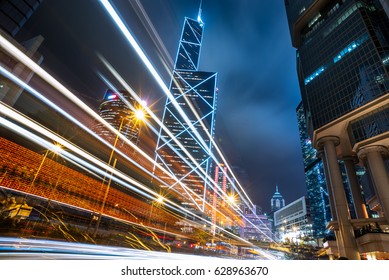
[154,17,217,213]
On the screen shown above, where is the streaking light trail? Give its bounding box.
[0,5,275,242]
[99,0,255,212]
[1,102,275,244]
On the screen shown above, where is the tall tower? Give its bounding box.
[285,0,389,259]
[95,89,141,145]
[154,7,217,213]
[270,185,285,212]
[296,102,331,238]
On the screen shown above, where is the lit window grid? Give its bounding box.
[301,30,388,129]
[300,8,366,78]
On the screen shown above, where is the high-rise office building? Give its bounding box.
[297,102,332,238]
[154,10,217,213]
[240,205,273,242]
[285,0,389,259]
[95,89,142,145]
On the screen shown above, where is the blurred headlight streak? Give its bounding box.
[1,105,264,243]
[0,16,274,242]
[99,0,255,211]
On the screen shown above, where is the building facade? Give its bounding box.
[285,0,389,259]
[241,205,273,242]
[274,196,313,243]
[270,185,285,212]
[95,89,142,145]
[154,13,217,213]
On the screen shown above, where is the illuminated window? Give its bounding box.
[333,34,368,63]
[304,66,326,85]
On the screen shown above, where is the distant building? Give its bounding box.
[274,196,313,243]
[241,205,272,242]
[296,102,332,238]
[95,89,142,145]
[270,185,285,212]
[210,164,233,233]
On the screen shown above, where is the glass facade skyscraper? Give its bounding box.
[286,0,389,259]
[95,89,141,145]
[287,0,389,131]
[154,15,217,212]
[297,102,331,238]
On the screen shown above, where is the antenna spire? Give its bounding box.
[197,0,203,24]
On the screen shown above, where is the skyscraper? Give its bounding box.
[95,89,142,146]
[297,102,332,238]
[154,9,217,213]
[270,185,285,212]
[285,0,389,259]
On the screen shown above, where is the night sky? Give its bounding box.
[16,0,307,212]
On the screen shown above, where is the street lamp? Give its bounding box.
[148,195,164,226]
[226,193,237,205]
[134,108,145,121]
[30,144,62,189]
[93,110,146,238]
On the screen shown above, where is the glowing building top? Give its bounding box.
[271,185,285,212]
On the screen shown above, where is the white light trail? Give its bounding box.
[1,104,269,244]
[0,33,207,211]
[0,35,246,238]
[99,0,255,211]
[0,14,274,241]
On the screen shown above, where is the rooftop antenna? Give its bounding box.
[197,0,204,25]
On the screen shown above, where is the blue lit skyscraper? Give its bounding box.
[154,10,217,212]
[297,102,331,238]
